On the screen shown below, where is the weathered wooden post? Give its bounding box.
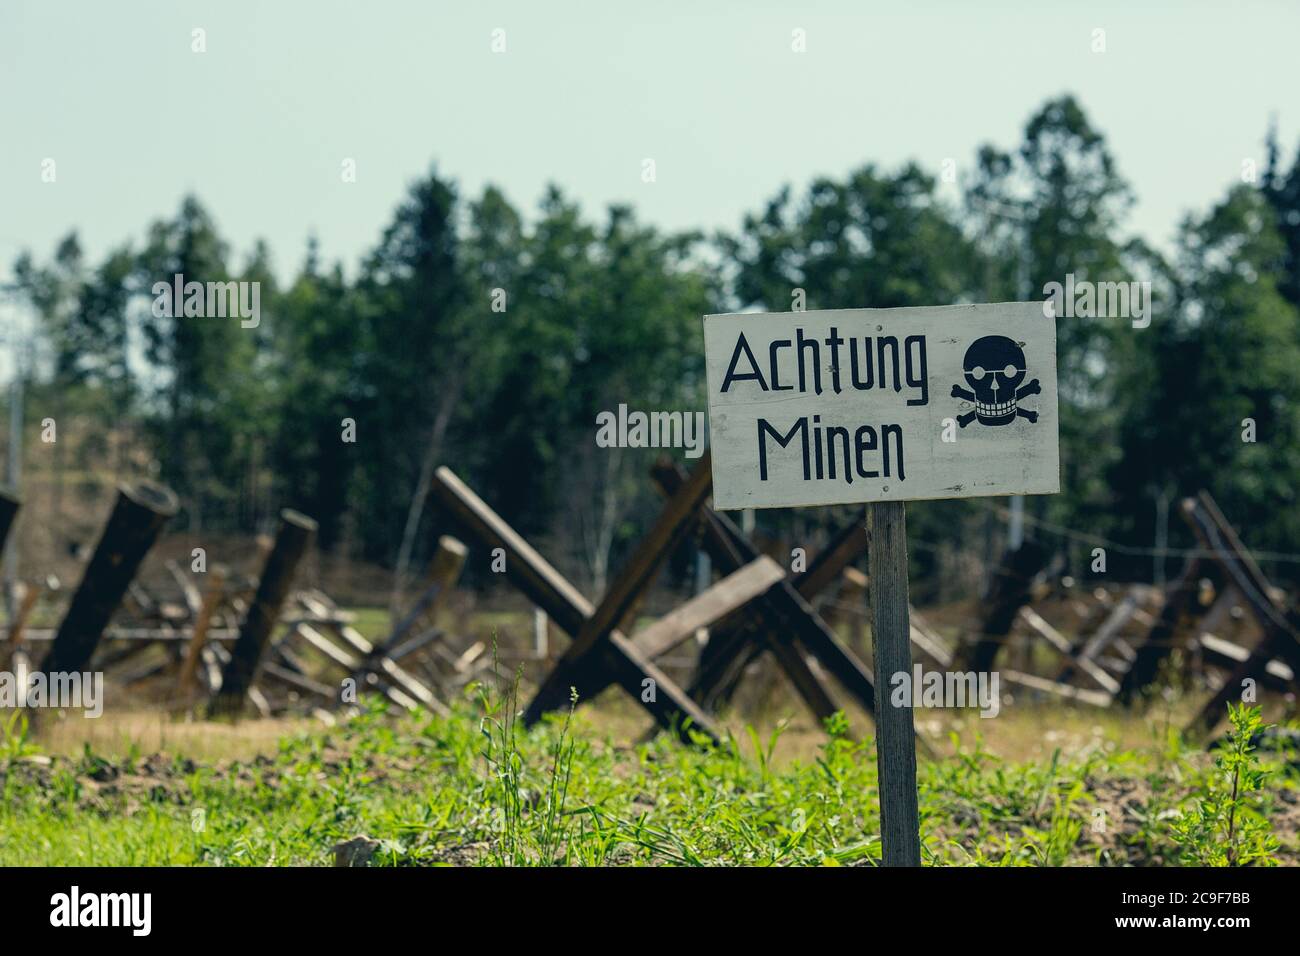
[532,607,549,659]
[424,535,468,597]
[211,510,317,716]
[0,487,19,554]
[179,565,228,695]
[960,541,1048,672]
[1182,491,1300,736]
[374,535,467,658]
[839,566,868,651]
[40,482,179,676]
[867,501,921,866]
[703,302,1060,869]
[1,487,21,623]
[1,576,54,668]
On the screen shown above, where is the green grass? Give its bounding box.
[1,686,1295,866]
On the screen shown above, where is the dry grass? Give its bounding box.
[26,708,318,762]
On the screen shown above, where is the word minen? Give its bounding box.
[758,414,905,484]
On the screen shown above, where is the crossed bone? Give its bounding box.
[951,379,1041,427]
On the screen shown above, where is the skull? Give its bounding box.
[962,335,1027,424]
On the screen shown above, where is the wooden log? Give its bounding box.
[424,535,468,594]
[430,467,590,635]
[1048,597,1142,697]
[375,536,467,657]
[632,557,785,661]
[793,518,869,603]
[210,510,317,716]
[429,465,721,744]
[908,607,955,668]
[20,627,239,643]
[371,654,450,715]
[1198,634,1293,689]
[1117,546,1207,702]
[166,559,203,617]
[260,661,336,698]
[1018,605,1073,656]
[960,542,1048,673]
[701,508,869,705]
[39,482,179,676]
[0,486,19,556]
[2,576,50,666]
[247,685,273,718]
[453,640,486,672]
[1055,588,1144,687]
[287,621,425,713]
[1184,492,1300,735]
[866,501,921,867]
[648,460,840,719]
[1000,669,1112,707]
[321,612,449,716]
[525,452,715,721]
[179,566,227,695]
[388,627,444,663]
[533,608,549,659]
[650,460,868,718]
[200,642,226,692]
[838,567,869,650]
[1193,492,1298,660]
[294,621,359,670]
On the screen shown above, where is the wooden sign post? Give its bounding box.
[704,302,1060,866]
[866,500,920,865]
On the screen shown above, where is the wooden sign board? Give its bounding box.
[704,302,1059,510]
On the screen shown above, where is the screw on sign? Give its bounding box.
[704,302,1060,866]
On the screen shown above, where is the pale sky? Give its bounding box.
[2,0,1298,373]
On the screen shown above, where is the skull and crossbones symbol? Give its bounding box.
[950,335,1040,427]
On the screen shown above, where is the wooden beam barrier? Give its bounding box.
[696,509,870,708]
[909,606,955,668]
[650,460,874,720]
[1000,669,1112,707]
[1,577,47,668]
[40,482,179,676]
[959,541,1048,673]
[631,557,785,661]
[1198,633,1293,690]
[299,592,450,717]
[1116,554,1206,702]
[0,486,19,557]
[425,535,468,595]
[1184,492,1300,736]
[211,510,317,716]
[524,453,716,722]
[837,567,868,650]
[650,459,841,721]
[1054,587,1148,694]
[428,465,721,745]
[375,535,467,657]
[178,565,228,696]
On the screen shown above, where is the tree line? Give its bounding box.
[11,95,1300,597]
